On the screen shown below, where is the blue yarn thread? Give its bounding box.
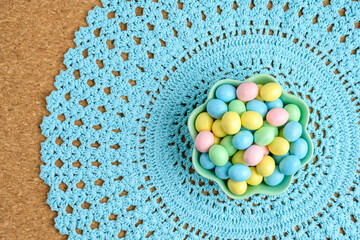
[41,0,360,239]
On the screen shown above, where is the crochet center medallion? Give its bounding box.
[41,0,360,239]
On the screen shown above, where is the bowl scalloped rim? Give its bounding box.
[187,74,314,200]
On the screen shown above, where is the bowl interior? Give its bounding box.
[188,74,314,199]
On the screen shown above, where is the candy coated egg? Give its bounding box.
[283,121,302,142]
[290,138,308,159]
[255,84,264,101]
[228,100,246,115]
[256,155,275,177]
[244,145,264,166]
[214,136,221,144]
[232,130,253,150]
[246,167,263,185]
[260,83,282,101]
[236,82,258,101]
[227,179,247,195]
[284,104,301,122]
[259,145,269,155]
[266,99,283,110]
[195,131,215,153]
[215,161,232,179]
[266,108,289,127]
[215,84,236,103]
[206,99,227,119]
[241,111,263,130]
[264,166,284,186]
[212,119,227,137]
[279,155,301,175]
[195,112,213,132]
[268,137,290,155]
[262,120,279,136]
[232,150,246,165]
[199,153,215,170]
[220,135,237,156]
[254,127,275,146]
[272,152,289,164]
[228,164,251,182]
[246,99,268,118]
[222,111,241,135]
[209,144,229,166]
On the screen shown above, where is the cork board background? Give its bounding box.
[0,1,101,239]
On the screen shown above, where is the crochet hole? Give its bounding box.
[77,181,85,189]
[93,28,101,37]
[74,119,84,126]
[99,196,109,203]
[267,1,273,10]
[119,190,128,197]
[351,47,358,55]
[106,40,115,49]
[159,39,166,47]
[126,205,136,211]
[147,23,154,31]
[98,106,106,113]
[135,7,143,16]
[145,231,154,238]
[65,205,73,214]
[107,11,115,19]
[350,214,357,222]
[109,213,117,221]
[57,114,65,122]
[119,22,127,31]
[177,1,183,9]
[75,228,83,235]
[338,8,346,16]
[117,113,125,118]
[96,60,104,69]
[82,49,88,58]
[121,95,129,103]
[186,19,192,28]
[147,51,154,59]
[92,124,102,130]
[79,99,88,108]
[110,144,120,150]
[87,79,95,87]
[112,71,120,77]
[55,159,64,168]
[94,179,104,186]
[59,182,68,192]
[217,5,222,14]
[65,92,70,100]
[121,52,129,61]
[312,15,319,24]
[161,10,169,19]
[327,24,334,32]
[55,137,64,146]
[73,69,80,79]
[323,0,330,7]
[136,65,145,72]
[90,221,99,229]
[133,36,141,44]
[233,1,238,10]
[340,227,345,235]
[340,35,348,43]
[91,160,101,167]
[72,160,81,168]
[173,28,178,37]
[91,141,100,148]
[118,230,127,238]
[283,2,289,11]
[298,8,303,17]
[72,139,81,148]
[114,176,123,181]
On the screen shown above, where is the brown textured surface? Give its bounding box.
[0,1,101,239]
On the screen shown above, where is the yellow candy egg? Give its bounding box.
[212,119,227,137]
[222,111,241,135]
[260,83,282,101]
[255,84,264,101]
[227,179,247,195]
[232,150,246,165]
[246,167,263,185]
[214,136,221,144]
[241,111,263,130]
[256,155,275,177]
[195,112,213,132]
[268,137,290,155]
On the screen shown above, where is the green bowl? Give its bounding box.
[187,74,314,200]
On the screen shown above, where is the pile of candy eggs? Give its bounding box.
[194,80,309,196]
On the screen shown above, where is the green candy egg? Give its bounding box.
[254,127,275,146]
[220,135,237,156]
[284,104,301,122]
[228,100,246,116]
[262,120,279,136]
[209,145,229,166]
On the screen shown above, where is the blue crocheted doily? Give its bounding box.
[41,0,360,239]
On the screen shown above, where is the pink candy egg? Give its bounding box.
[266,108,289,126]
[195,131,215,153]
[259,145,269,155]
[244,145,264,166]
[236,82,258,101]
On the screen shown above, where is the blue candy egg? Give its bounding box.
[279,155,301,175]
[246,99,268,118]
[206,99,227,119]
[215,84,236,103]
[272,152,289,164]
[199,153,215,170]
[283,121,302,142]
[215,161,232,179]
[228,164,251,182]
[264,166,284,186]
[290,138,308,159]
[266,99,283,110]
[232,130,253,150]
